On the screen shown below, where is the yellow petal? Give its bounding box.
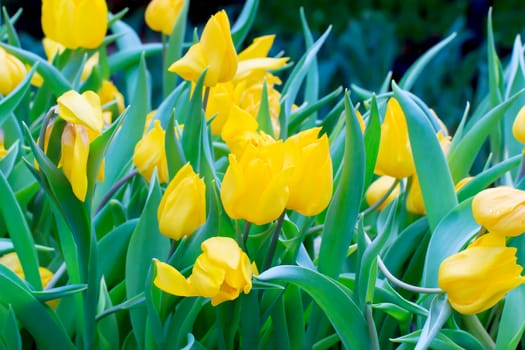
[153,259,196,296]
[57,90,104,132]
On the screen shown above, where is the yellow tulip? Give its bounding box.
[98,80,125,117]
[284,127,333,216]
[157,163,206,240]
[154,236,255,306]
[57,90,104,133]
[375,98,415,179]
[168,10,237,86]
[438,233,525,314]
[0,47,27,96]
[221,104,259,155]
[41,0,108,50]
[221,141,291,225]
[512,105,525,144]
[145,0,185,35]
[0,252,54,288]
[42,37,65,62]
[472,186,525,236]
[234,35,289,81]
[133,120,169,184]
[60,123,90,201]
[365,176,400,211]
[206,83,235,135]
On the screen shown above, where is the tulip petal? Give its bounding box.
[153,259,196,297]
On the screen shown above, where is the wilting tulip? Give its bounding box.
[438,233,525,314]
[133,120,169,184]
[221,141,291,225]
[41,0,108,50]
[57,90,104,133]
[365,176,400,211]
[0,47,27,96]
[375,98,415,179]
[472,186,525,236]
[60,123,90,201]
[157,163,206,240]
[145,0,185,35]
[513,105,525,144]
[284,127,333,216]
[0,252,54,288]
[154,236,256,306]
[168,10,237,86]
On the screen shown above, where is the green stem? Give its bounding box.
[38,105,57,150]
[264,212,286,270]
[361,179,400,216]
[95,169,138,214]
[462,314,495,350]
[203,86,211,112]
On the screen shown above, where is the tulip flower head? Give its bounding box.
[283,127,333,216]
[513,105,525,144]
[154,236,256,306]
[438,233,525,314]
[145,0,185,35]
[472,186,525,237]
[41,0,108,50]
[169,10,237,86]
[0,252,54,288]
[157,163,206,240]
[375,98,415,179]
[365,176,400,211]
[0,47,27,96]
[133,120,169,184]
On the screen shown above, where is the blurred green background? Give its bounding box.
[4,0,525,131]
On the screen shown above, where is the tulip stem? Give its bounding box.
[264,212,286,271]
[44,262,67,290]
[95,169,139,214]
[38,105,57,150]
[361,179,400,216]
[518,152,525,182]
[203,86,211,112]
[462,314,495,350]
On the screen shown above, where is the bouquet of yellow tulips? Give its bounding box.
[2,0,525,349]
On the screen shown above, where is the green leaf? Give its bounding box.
[181,70,205,171]
[0,64,37,122]
[415,294,451,350]
[108,43,163,72]
[496,284,525,350]
[393,83,457,230]
[0,266,75,349]
[0,141,18,176]
[166,111,187,180]
[486,8,504,106]
[299,8,319,129]
[256,80,274,137]
[421,198,479,287]
[257,265,372,350]
[231,0,260,49]
[2,8,21,47]
[318,92,365,278]
[32,284,88,302]
[399,32,456,90]
[0,305,21,350]
[363,95,381,188]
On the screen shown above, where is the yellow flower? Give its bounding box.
[145,0,185,35]
[42,37,65,62]
[57,90,104,133]
[365,176,400,211]
[0,252,54,288]
[284,127,333,216]
[154,236,255,306]
[512,105,525,144]
[41,0,108,50]
[221,141,291,225]
[220,104,259,155]
[0,47,27,96]
[438,233,525,314]
[98,80,125,117]
[157,163,206,240]
[132,120,169,184]
[206,83,235,135]
[375,98,415,179]
[234,35,289,81]
[454,176,473,191]
[168,10,237,86]
[60,123,90,201]
[472,186,525,236]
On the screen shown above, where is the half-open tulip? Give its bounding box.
[154,236,256,306]
[60,123,90,201]
[221,141,291,225]
[438,233,525,314]
[41,0,108,50]
[157,163,206,240]
[133,120,169,184]
[284,127,333,216]
[375,98,415,179]
[168,10,237,86]
[0,47,27,96]
[145,0,185,35]
[472,186,525,236]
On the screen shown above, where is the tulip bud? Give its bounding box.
[157,163,206,240]
[0,252,54,288]
[133,120,169,184]
[0,47,27,96]
[365,176,400,211]
[284,127,333,216]
[41,0,108,50]
[513,105,525,144]
[145,0,185,35]
[60,124,90,201]
[168,10,237,86]
[154,236,256,306]
[57,90,104,133]
[221,141,291,225]
[438,233,525,314]
[375,98,415,179]
[472,186,525,236]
